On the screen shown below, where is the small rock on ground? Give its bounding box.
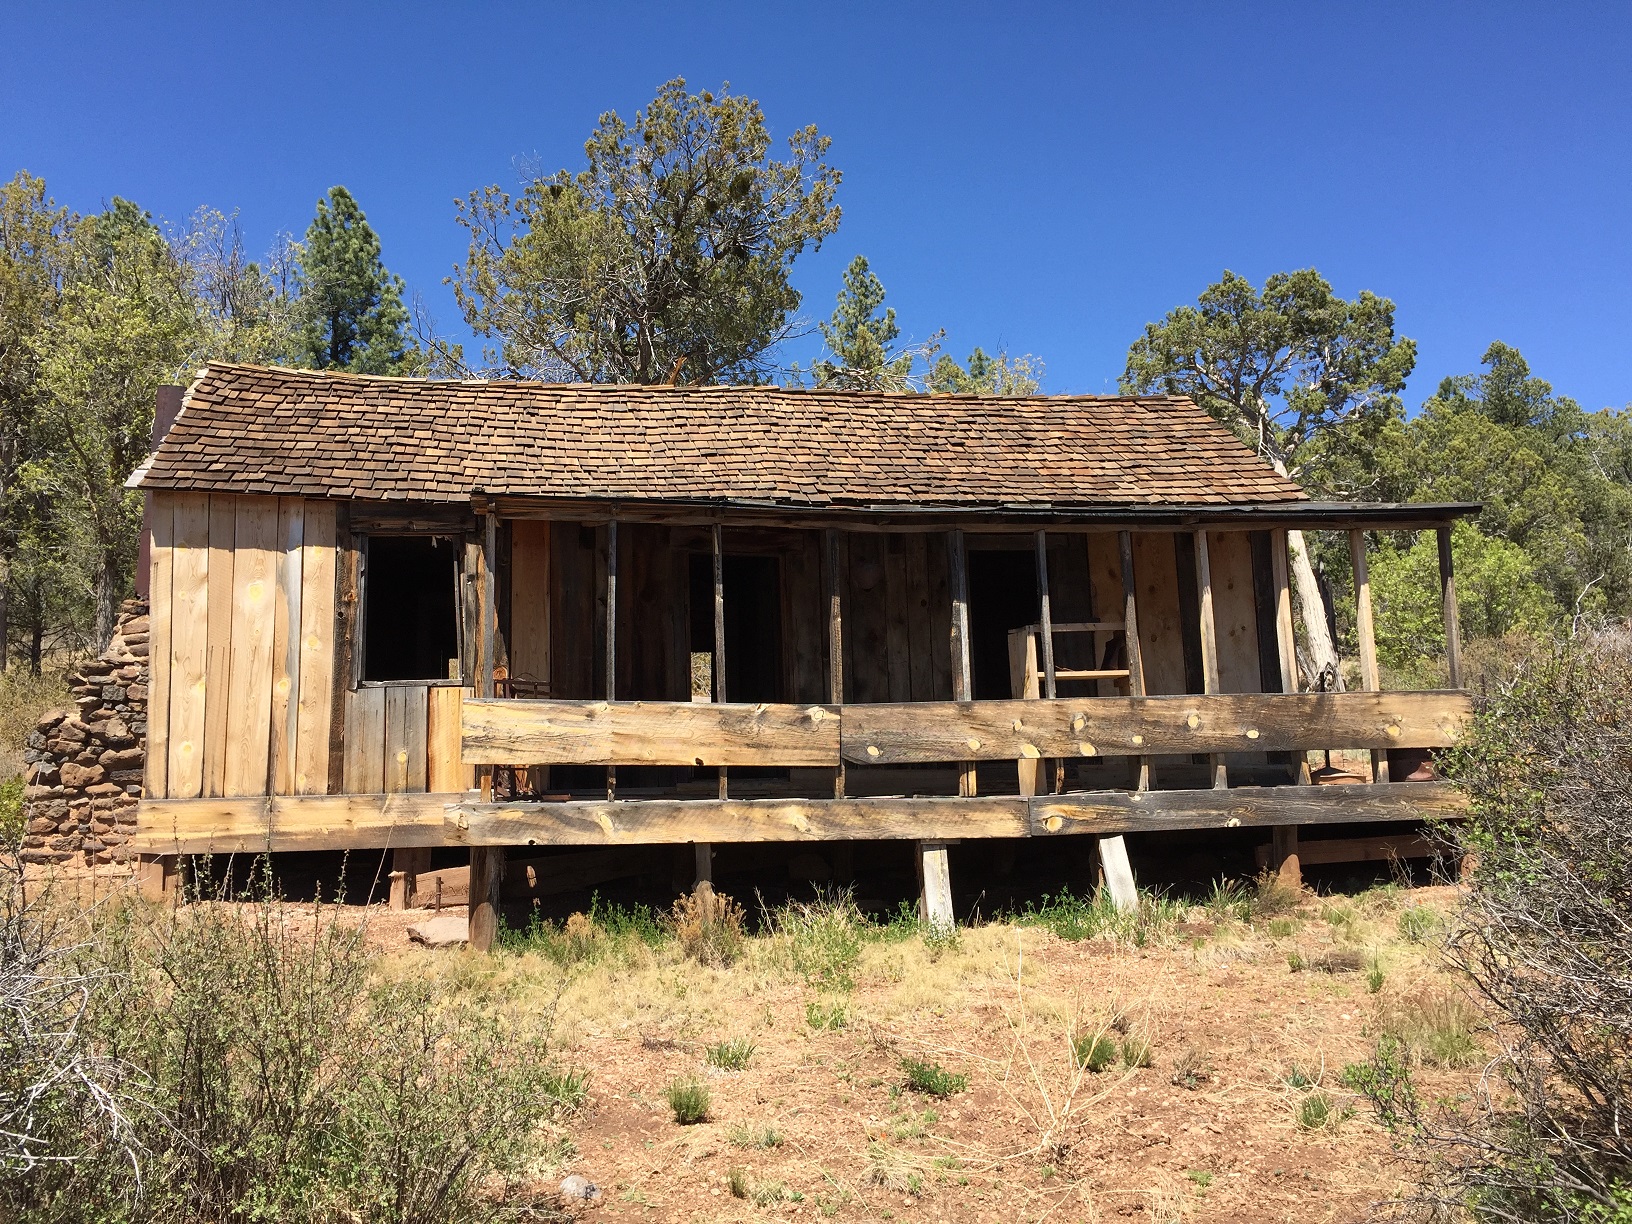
[559,1174,601,1202]
[406,915,468,947]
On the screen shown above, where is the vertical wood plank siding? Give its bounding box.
[202,495,237,796]
[294,502,337,794]
[166,493,211,797]
[223,497,280,796]
[143,493,175,799]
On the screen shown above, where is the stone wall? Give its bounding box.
[21,599,149,865]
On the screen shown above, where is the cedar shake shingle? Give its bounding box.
[135,363,1308,508]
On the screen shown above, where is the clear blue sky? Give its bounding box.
[4,2,1629,408]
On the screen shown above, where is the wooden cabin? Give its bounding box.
[129,364,1475,948]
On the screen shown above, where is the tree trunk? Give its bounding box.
[1287,528,1343,691]
[94,558,120,653]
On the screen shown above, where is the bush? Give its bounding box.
[900,1056,968,1098]
[665,1076,710,1124]
[1009,886,1182,945]
[669,886,745,967]
[0,776,25,845]
[705,1038,756,1071]
[770,891,864,991]
[1353,633,1632,1218]
[3,866,581,1224]
[1073,1033,1119,1073]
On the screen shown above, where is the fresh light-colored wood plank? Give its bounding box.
[268,498,304,795]
[132,792,457,853]
[427,685,473,792]
[917,842,954,927]
[294,501,336,794]
[1031,782,1465,836]
[843,690,1472,763]
[1350,529,1390,783]
[201,494,237,797]
[343,685,387,794]
[1208,532,1263,695]
[404,685,429,792]
[222,496,280,796]
[144,494,175,799]
[461,698,842,767]
[1131,532,1186,696]
[166,493,211,798]
[446,795,1032,846]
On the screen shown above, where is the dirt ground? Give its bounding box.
[361,879,1472,1224]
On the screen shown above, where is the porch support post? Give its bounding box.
[1437,525,1463,688]
[605,518,617,800]
[1269,527,1305,886]
[1034,531,1060,793]
[692,522,725,895]
[137,854,179,902]
[1095,530,1145,911]
[918,528,973,928]
[468,510,504,951]
[1194,529,1228,789]
[825,529,845,799]
[1349,529,1390,782]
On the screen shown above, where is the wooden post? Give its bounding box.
[1194,530,1228,789]
[712,524,727,798]
[918,528,973,929]
[1269,528,1305,886]
[605,518,617,801]
[1437,525,1463,688]
[1349,529,1390,783]
[468,511,504,951]
[389,846,432,910]
[137,854,179,902]
[1097,530,1145,911]
[1034,531,1061,793]
[825,528,846,799]
[1118,531,1151,791]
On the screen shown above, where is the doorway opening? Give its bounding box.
[688,553,784,703]
[967,548,1038,700]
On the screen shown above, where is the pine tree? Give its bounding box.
[811,255,917,391]
[297,187,420,374]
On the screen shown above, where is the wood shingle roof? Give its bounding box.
[133,363,1308,509]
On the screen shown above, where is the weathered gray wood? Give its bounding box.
[1438,525,1463,688]
[1031,781,1465,836]
[825,528,846,798]
[947,529,976,797]
[1350,529,1390,783]
[447,795,1032,845]
[917,842,954,928]
[468,846,504,952]
[461,698,841,766]
[1098,834,1139,910]
[605,518,618,800]
[843,690,1471,763]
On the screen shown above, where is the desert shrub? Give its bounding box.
[1297,1091,1352,1130]
[1072,1032,1119,1073]
[665,1076,710,1124]
[1009,886,1182,945]
[1169,1047,1210,1090]
[1351,632,1632,1218]
[900,1056,968,1097]
[705,1037,756,1071]
[0,839,137,1192]
[1121,1035,1154,1068]
[669,886,745,967]
[769,891,864,991]
[4,869,580,1224]
[0,775,25,842]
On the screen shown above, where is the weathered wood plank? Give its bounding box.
[883,536,912,702]
[384,684,411,793]
[904,532,934,701]
[132,792,457,853]
[294,501,336,795]
[343,685,387,794]
[509,519,551,687]
[1208,532,1262,695]
[223,497,280,797]
[446,795,1032,846]
[167,493,212,798]
[144,493,175,799]
[461,699,842,767]
[1031,782,1466,836]
[1350,529,1390,783]
[201,494,236,797]
[1438,525,1463,688]
[1132,532,1186,696]
[268,498,304,795]
[843,690,1472,763]
[327,507,355,792]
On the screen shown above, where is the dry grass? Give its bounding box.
[0,663,70,779]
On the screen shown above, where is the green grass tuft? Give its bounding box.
[705,1037,756,1071]
[900,1056,968,1097]
[665,1076,711,1124]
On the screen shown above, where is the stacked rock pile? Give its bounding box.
[21,599,150,865]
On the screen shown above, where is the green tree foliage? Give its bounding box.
[1366,520,1560,684]
[810,255,916,390]
[453,78,841,384]
[296,186,420,375]
[1121,269,1416,486]
[927,346,1042,396]
[1363,343,1632,623]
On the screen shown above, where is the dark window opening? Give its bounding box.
[967,549,1039,700]
[363,536,460,682]
[688,553,783,704]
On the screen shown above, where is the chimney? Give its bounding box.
[135,385,184,599]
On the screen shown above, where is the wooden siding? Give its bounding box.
[145,493,466,802]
